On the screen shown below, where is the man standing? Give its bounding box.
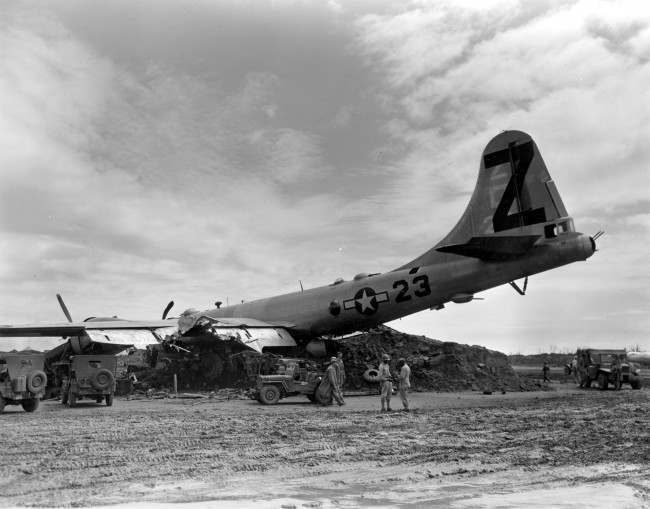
[571,355,579,384]
[326,357,345,406]
[397,358,411,412]
[542,361,551,383]
[336,351,346,389]
[378,354,393,412]
[0,359,8,382]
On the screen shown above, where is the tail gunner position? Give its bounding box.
[189,130,598,341]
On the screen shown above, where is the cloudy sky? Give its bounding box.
[1,0,648,354]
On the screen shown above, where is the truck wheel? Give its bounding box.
[0,396,5,413]
[631,380,642,390]
[21,399,39,412]
[106,393,114,406]
[91,369,114,391]
[27,370,47,394]
[69,391,77,408]
[598,373,608,390]
[258,385,280,405]
[307,393,316,403]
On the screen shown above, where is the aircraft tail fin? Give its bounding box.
[399,130,573,268]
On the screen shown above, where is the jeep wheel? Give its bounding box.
[106,393,114,406]
[91,369,114,391]
[307,393,317,403]
[27,370,47,394]
[598,373,608,390]
[0,396,5,413]
[631,379,642,390]
[21,399,39,412]
[69,391,77,408]
[258,385,281,405]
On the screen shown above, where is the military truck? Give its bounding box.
[0,353,47,413]
[252,357,324,405]
[577,349,642,390]
[58,355,117,407]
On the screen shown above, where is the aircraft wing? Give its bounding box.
[0,323,87,337]
[0,320,178,356]
[0,320,176,338]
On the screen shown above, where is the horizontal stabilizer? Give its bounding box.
[436,235,540,261]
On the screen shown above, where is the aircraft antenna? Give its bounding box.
[162,300,174,320]
[299,280,304,292]
[56,294,73,322]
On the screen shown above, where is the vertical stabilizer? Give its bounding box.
[399,130,573,268]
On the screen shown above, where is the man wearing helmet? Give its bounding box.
[378,354,393,412]
[326,356,345,406]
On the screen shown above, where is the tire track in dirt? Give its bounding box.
[0,390,647,507]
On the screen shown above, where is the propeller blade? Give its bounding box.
[56,294,73,323]
[162,300,175,320]
[593,230,605,241]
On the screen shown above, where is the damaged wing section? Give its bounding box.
[86,329,170,350]
[171,314,296,354]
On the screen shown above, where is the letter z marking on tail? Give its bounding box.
[485,141,546,232]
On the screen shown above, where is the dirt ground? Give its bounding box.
[1,385,648,508]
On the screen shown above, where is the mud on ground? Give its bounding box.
[0,386,648,508]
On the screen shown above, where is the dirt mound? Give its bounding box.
[123,326,535,392]
[339,326,536,392]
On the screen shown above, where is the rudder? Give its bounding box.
[398,130,572,268]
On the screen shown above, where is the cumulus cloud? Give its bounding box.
[1,1,647,353]
[356,0,650,350]
[0,4,347,325]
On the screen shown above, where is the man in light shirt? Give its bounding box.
[397,358,411,412]
[378,354,393,412]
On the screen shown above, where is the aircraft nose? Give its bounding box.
[588,230,604,257]
[589,236,596,254]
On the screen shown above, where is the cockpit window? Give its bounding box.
[544,224,557,238]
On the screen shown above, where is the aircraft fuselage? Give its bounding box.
[204,231,594,339]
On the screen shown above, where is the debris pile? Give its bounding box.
[121,326,535,392]
[124,388,250,401]
[339,326,535,392]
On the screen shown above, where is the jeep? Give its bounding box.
[252,358,324,405]
[577,349,642,390]
[58,355,117,407]
[0,353,47,413]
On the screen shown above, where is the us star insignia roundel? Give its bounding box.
[343,287,389,315]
